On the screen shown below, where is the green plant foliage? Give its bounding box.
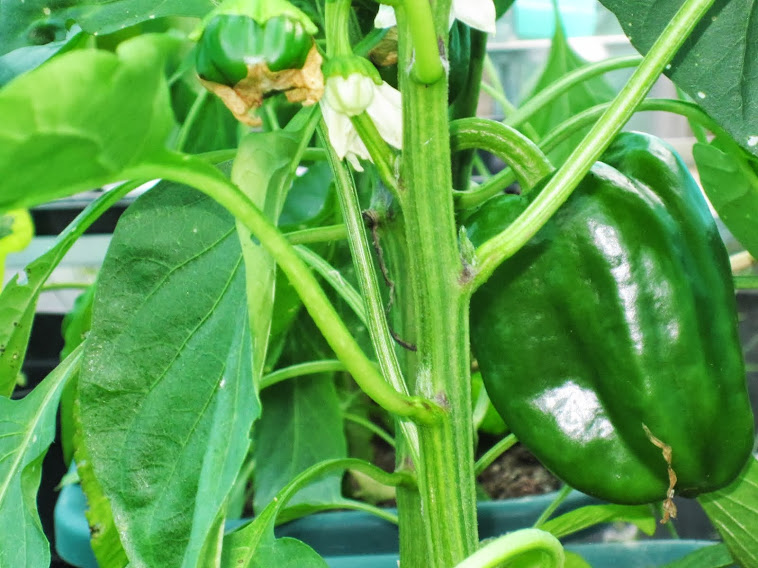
[495,0,517,18]
[254,374,348,515]
[0,184,130,397]
[520,18,615,164]
[0,350,80,567]
[0,35,177,210]
[598,0,758,157]
[700,456,758,567]
[0,26,86,87]
[253,318,348,517]
[0,0,213,55]
[693,139,758,260]
[221,497,326,568]
[171,82,240,154]
[78,181,259,567]
[540,504,657,539]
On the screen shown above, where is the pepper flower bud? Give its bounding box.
[320,56,401,171]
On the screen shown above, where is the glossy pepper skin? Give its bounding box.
[195,14,312,86]
[468,132,754,505]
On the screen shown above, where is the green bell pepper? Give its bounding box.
[468,132,754,506]
[195,13,312,86]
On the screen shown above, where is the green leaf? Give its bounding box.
[699,455,758,567]
[171,81,239,154]
[495,0,517,18]
[221,506,326,568]
[693,140,758,259]
[539,503,657,539]
[0,0,213,55]
[0,35,176,210]
[0,184,131,397]
[279,162,335,229]
[521,18,615,164]
[232,108,320,382]
[660,543,735,568]
[0,26,86,87]
[79,180,259,567]
[223,457,402,568]
[0,349,80,568]
[597,0,758,157]
[253,326,347,513]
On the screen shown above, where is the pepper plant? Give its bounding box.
[1,0,758,567]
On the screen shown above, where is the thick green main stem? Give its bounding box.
[394,3,477,566]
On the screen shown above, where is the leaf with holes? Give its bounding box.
[597,0,758,157]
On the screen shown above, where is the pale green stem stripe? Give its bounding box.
[318,121,419,459]
[505,55,643,129]
[285,224,347,245]
[456,98,728,210]
[471,0,716,291]
[41,282,91,292]
[533,485,573,528]
[259,360,348,390]
[276,458,416,513]
[450,118,554,191]
[283,500,400,525]
[474,433,517,476]
[138,156,438,423]
[343,412,397,448]
[296,245,368,327]
[175,89,209,152]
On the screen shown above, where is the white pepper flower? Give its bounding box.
[320,58,402,171]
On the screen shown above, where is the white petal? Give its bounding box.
[365,82,403,150]
[321,101,371,170]
[452,0,496,34]
[345,153,365,171]
[320,101,355,160]
[374,5,398,29]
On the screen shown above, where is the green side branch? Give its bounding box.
[138,153,439,424]
[469,0,716,291]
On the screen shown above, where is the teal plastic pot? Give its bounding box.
[55,483,593,566]
[513,0,598,38]
[324,542,726,568]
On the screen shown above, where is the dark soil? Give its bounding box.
[365,436,560,506]
[477,443,560,499]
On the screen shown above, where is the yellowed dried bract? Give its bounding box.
[643,423,678,523]
[368,27,398,68]
[200,45,324,126]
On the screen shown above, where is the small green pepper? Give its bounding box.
[468,132,754,508]
[195,14,312,86]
